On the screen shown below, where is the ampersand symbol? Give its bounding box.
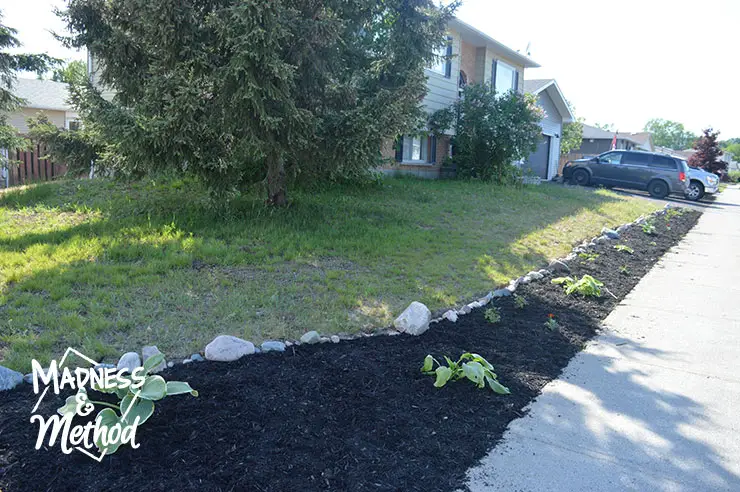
[75,392,95,417]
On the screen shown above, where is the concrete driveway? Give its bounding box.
[463,187,740,491]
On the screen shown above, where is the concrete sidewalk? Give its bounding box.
[464,187,740,492]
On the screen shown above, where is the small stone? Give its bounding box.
[191,353,204,362]
[393,301,432,336]
[261,341,286,353]
[492,288,512,297]
[601,227,620,239]
[527,271,544,281]
[167,361,174,368]
[205,335,256,362]
[477,296,490,306]
[520,276,530,285]
[94,363,116,372]
[538,269,550,277]
[319,337,331,343]
[548,260,570,274]
[24,373,33,384]
[300,331,322,344]
[254,347,262,353]
[182,359,193,364]
[595,236,609,244]
[467,301,482,309]
[0,365,24,391]
[442,310,458,323]
[457,305,472,315]
[330,335,340,344]
[142,345,166,373]
[617,224,631,233]
[285,341,294,347]
[117,352,141,373]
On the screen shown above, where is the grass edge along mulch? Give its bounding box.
[0,208,700,492]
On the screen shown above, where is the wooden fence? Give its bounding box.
[1,143,67,188]
[558,153,589,176]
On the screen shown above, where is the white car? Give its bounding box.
[686,166,719,201]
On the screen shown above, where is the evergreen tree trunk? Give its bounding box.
[266,149,287,206]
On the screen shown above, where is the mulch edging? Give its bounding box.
[0,209,700,492]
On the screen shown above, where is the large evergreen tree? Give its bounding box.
[689,128,726,175]
[59,0,456,205]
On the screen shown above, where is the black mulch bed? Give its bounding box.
[0,209,700,492]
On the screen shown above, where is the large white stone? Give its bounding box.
[117,352,141,373]
[142,345,166,373]
[300,331,321,344]
[205,335,255,361]
[394,301,432,336]
[0,365,24,391]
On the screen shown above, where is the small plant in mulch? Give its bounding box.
[613,244,634,254]
[513,294,528,310]
[484,307,502,324]
[57,354,198,455]
[641,219,656,235]
[421,353,510,394]
[578,252,600,262]
[649,241,657,246]
[619,265,630,275]
[543,313,560,331]
[552,274,616,299]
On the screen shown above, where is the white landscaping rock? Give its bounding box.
[117,352,141,373]
[442,310,459,323]
[330,335,340,344]
[142,345,166,373]
[205,335,256,361]
[300,331,321,344]
[393,301,432,336]
[0,365,24,391]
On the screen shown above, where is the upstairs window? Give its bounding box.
[492,60,517,94]
[429,37,453,78]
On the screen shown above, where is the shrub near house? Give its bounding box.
[429,83,544,182]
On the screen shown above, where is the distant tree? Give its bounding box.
[720,137,740,149]
[724,143,740,163]
[0,9,59,149]
[689,128,726,175]
[643,118,697,150]
[59,0,457,206]
[594,122,615,132]
[51,60,87,85]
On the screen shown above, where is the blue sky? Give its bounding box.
[5,0,740,138]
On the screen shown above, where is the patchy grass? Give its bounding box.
[0,178,659,370]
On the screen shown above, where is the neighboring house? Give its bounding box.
[521,79,574,180]
[381,18,540,178]
[578,124,641,154]
[6,78,79,134]
[619,132,653,151]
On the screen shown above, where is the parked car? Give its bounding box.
[686,166,719,201]
[563,150,689,198]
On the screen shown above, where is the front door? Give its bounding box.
[524,135,551,179]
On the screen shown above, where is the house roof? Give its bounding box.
[523,79,575,123]
[582,124,624,140]
[11,78,73,112]
[449,18,540,69]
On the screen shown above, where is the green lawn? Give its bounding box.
[0,178,659,371]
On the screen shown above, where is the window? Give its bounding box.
[403,135,428,162]
[622,152,651,166]
[493,60,517,93]
[429,37,452,77]
[599,152,622,164]
[649,155,678,169]
[67,120,81,131]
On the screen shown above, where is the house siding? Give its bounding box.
[7,108,66,135]
[536,91,562,180]
[483,49,525,92]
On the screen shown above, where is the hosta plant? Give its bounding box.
[578,252,600,262]
[58,354,197,455]
[613,244,634,254]
[552,274,614,298]
[421,353,510,394]
[513,294,528,310]
[641,219,656,235]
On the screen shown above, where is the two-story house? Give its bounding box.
[381,18,540,179]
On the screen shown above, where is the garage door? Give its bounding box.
[524,135,551,179]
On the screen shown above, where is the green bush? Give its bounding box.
[429,83,544,183]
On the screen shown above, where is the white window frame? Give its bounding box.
[401,135,430,165]
[494,60,516,94]
[429,44,448,75]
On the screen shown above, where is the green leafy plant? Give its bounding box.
[513,294,528,310]
[641,219,656,235]
[544,313,560,331]
[552,274,615,298]
[649,241,657,246]
[613,244,634,254]
[619,265,630,275]
[421,353,510,394]
[58,354,197,455]
[484,307,502,324]
[578,252,600,262]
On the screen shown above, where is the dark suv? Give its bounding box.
[563,150,689,198]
